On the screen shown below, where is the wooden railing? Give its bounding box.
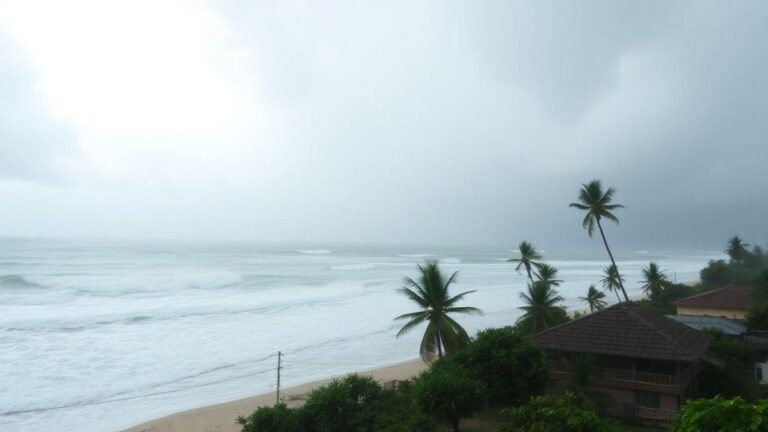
[601,367,677,385]
[548,361,684,386]
[634,406,676,421]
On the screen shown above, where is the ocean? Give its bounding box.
[0,238,724,431]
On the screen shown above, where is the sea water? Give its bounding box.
[0,238,724,431]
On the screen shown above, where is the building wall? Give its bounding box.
[676,306,748,319]
[660,394,678,412]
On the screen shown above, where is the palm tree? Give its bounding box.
[640,262,669,300]
[535,263,562,287]
[569,180,628,302]
[579,284,607,312]
[601,265,625,302]
[727,236,750,263]
[395,262,482,362]
[516,280,568,334]
[508,241,543,283]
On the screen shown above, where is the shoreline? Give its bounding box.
[121,358,427,432]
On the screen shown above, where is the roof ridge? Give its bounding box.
[623,303,693,355]
[527,300,626,338]
[671,284,751,305]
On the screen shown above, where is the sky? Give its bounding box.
[0,0,766,249]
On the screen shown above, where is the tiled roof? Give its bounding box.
[671,284,753,310]
[530,302,713,362]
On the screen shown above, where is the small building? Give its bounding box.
[666,314,747,336]
[672,284,753,319]
[530,302,718,425]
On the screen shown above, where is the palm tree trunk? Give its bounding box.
[596,218,629,302]
[436,327,443,359]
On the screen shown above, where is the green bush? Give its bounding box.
[449,326,548,406]
[237,403,303,432]
[670,396,768,431]
[412,363,485,432]
[499,392,613,432]
[372,380,436,432]
[699,331,761,400]
[302,374,383,432]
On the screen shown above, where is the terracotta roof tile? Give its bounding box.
[671,284,753,310]
[530,302,712,362]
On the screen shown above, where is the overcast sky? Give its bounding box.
[0,0,766,249]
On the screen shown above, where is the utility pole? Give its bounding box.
[276,351,282,405]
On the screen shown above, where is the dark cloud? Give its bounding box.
[0,1,765,248]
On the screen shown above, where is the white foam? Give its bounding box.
[0,241,723,432]
[329,263,377,271]
[296,249,331,255]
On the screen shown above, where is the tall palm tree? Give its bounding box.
[640,262,668,300]
[516,280,568,334]
[727,236,750,263]
[535,263,562,287]
[579,284,607,312]
[508,241,543,283]
[569,180,628,302]
[601,265,625,303]
[395,262,482,362]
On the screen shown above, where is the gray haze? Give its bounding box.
[0,0,766,249]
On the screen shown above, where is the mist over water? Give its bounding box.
[0,238,724,431]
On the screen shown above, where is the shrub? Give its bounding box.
[499,392,614,432]
[302,373,383,432]
[237,403,303,432]
[699,330,761,400]
[449,326,548,405]
[748,304,768,332]
[670,396,768,431]
[412,363,485,432]
[372,380,436,432]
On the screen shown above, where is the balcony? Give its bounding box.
[548,361,695,387]
[633,406,676,422]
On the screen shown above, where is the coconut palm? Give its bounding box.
[579,284,607,312]
[508,241,543,283]
[516,280,568,334]
[601,265,625,302]
[727,236,750,263]
[535,263,562,287]
[569,180,628,302]
[395,262,482,362]
[640,262,668,300]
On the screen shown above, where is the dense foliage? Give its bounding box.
[237,374,434,432]
[699,330,762,400]
[747,304,768,332]
[237,403,305,432]
[412,363,485,432]
[670,396,768,431]
[499,392,614,432]
[302,374,383,432]
[449,326,548,405]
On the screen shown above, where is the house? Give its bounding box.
[672,284,753,319]
[530,302,718,425]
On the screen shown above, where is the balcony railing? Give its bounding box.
[633,406,676,421]
[548,361,685,386]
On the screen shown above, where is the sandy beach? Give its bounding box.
[122,359,427,432]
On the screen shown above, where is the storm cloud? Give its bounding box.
[0,0,766,248]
